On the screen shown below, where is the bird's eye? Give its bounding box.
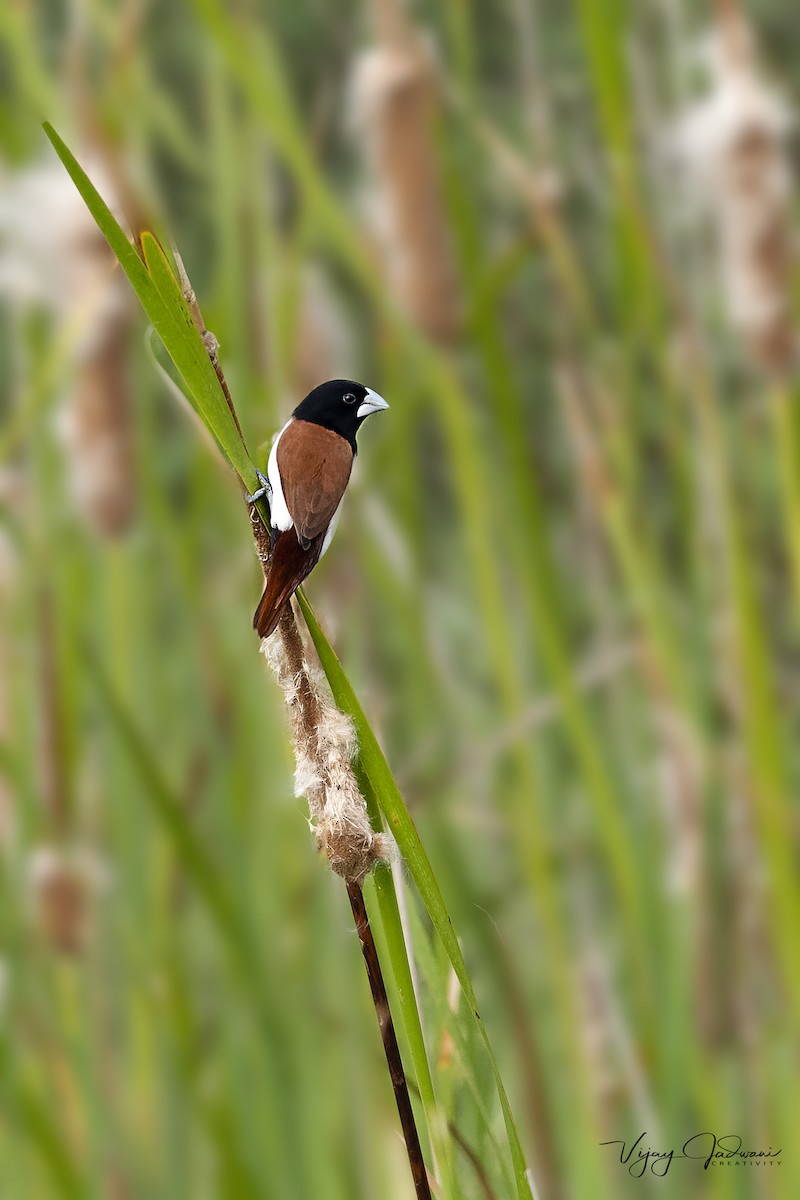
[343,392,357,405]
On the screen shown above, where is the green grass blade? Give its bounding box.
[364,861,457,1196]
[40,118,531,1200]
[85,651,250,965]
[351,759,456,1193]
[41,123,259,494]
[2,1051,83,1198]
[297,590,534,1200]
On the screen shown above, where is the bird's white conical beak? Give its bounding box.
[357,388,389,419]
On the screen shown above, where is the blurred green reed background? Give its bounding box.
[1,0,799,1197]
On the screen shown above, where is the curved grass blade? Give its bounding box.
[1,1047,83,1199]
[41,123,260,496]
[41,120,531,1200]
[297,590,534,1200]
[85,651,248,962]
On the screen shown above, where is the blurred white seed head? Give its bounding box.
[0,156,137,535]
[57,308,137,537]
[26,843,112,955]
[0,156,129,340]
[652,707,703,899]
[291,265,355,401]
[668,18,796,371]
[348,40,461,344]
[574,946,624,1115]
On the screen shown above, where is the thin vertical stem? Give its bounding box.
[346,880,432,1200]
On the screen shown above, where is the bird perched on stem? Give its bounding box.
[251,379,389,638]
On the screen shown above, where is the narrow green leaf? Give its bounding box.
[41,124,152,294]
[364,861,456,1195]
[0,738,15,780]
[140,233,254,483]
[297,590,534,1199]
[85,652,249,961]
[2,1049,82,1199]
[41,123,259,495]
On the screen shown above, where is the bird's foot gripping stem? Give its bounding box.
[246,469,272,506]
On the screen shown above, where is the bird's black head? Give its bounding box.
[292,379,389,452]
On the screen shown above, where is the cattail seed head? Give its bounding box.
[349,39,461,344]
[0,156,137,535]
[669,18,796,372]
[291,265,356,401]
[261,618,389,884]
[26,844,111,956]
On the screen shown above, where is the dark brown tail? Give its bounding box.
[253,528,324,638]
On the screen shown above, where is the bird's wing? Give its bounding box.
[252,529,324,639]
[276,420,353,547]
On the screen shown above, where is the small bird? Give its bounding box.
[251,379,389,638]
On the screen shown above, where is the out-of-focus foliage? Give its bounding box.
[0,1,798,1198]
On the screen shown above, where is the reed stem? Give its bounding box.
[346,879,432,1200]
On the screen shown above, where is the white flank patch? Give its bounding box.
[267,419,294,531]
[320,498,343,557]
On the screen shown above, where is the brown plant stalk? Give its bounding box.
[350,3,461,344]
[348,879,433,1200]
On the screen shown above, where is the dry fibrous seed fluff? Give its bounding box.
[669,14,796,373]
[0,156,137,535]
[349,39,461,345]
[66,296,137,537]
[261,607,389,884]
